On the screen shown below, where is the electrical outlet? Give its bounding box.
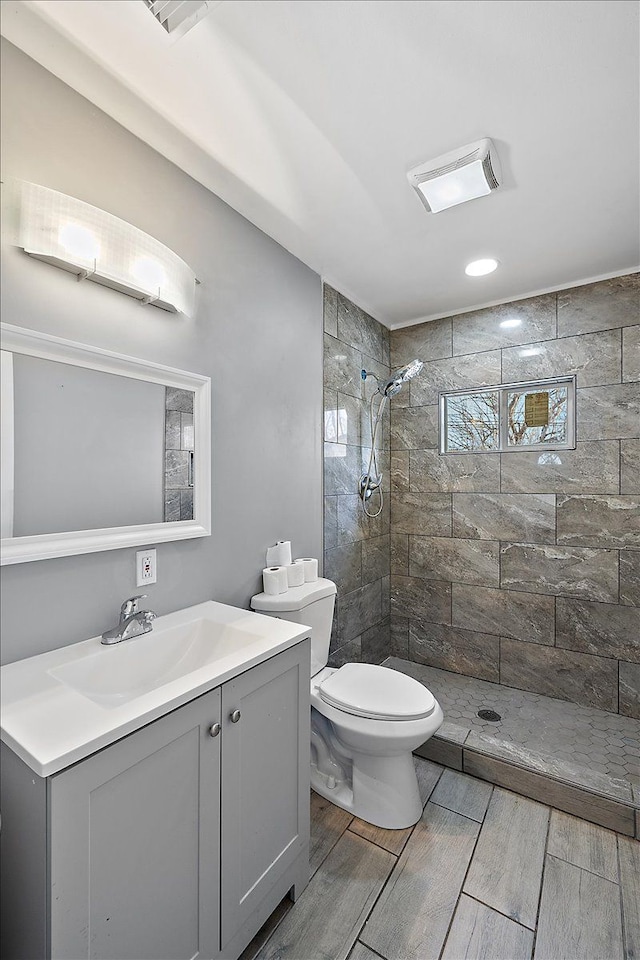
[136,549,157,586]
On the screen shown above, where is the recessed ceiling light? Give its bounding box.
[465,258,499,277]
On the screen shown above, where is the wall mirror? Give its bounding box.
[0,323,211,564]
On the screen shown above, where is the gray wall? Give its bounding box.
[323,284,392,666]
[389,275,640,718]
[13,356,165,535]
[0,40,322,664]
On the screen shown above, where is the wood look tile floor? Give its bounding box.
[242,758,640,960]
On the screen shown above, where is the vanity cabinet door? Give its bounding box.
[220,639,310,950]
[48,689,221,960]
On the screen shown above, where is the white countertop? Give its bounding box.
[1,600,309,777]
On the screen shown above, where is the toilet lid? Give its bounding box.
[318,663,436,721]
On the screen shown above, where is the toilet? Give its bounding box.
[250,578,443,829]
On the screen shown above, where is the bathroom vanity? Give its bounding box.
[0,601,311,960]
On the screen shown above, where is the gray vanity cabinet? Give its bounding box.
[0,639,310,960]
[49,687,222,960]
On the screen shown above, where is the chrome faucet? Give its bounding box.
[101,595,157,645]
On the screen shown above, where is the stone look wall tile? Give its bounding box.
[328,636,362,669]
[324,442,364,495]
[361,618,391,664]
[410,449,500,492]
[165,410,181,449]
[501,328,622,388]
[337,493,389,543]
[500,543,619,602]
[622,325,640,382]
[362,535,390,584]
[389,575,451,624]
[390,316,452,367]
[621,440,640,494]
[165,387,193,413]
[390,405,439,450]
[557,274,640,337]
[323,283,338,337]
[620,551,640,606]
[164,491,180,522]
[324,496,338,549]
[325,392,366,447]
[452,294,557,355]
[619,662,640,719]
[410,536,500,587]
[391,451,410,491]
[324,541,362,595]
[391,492,452,536]
[452,584,555,645]
[500,638,618,712]
[500,441,620,494]
[382,326,391,366]
[337,292,383,364]
[324,289,391,667]
[381,574,390,614]
[577,384,640,440]
[556,495,640,548]
[390,533,409,575]
[180,489,193,520]
[410,350,501,406]
[409,621,500,682]
[390,616,409,658]
[323,333,363,399]
[452,493,555,543]
[386,274,640,713]
[165,450,189,486]
[338,579,382,643]
[555,597,640,663]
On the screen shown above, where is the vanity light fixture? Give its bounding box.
[407,138,501,214]
[19,182,197,316]
[465,258,499,277]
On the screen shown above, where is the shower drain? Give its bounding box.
[477,708,502,722]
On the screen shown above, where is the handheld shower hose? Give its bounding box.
[359,359,423,517]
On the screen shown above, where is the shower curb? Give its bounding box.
[415,726,640,838]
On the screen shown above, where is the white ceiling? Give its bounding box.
[2,0,639,327]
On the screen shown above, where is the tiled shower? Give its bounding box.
[323,274,639,822]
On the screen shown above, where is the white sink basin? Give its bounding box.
[1,600,310,777]
[49,615,265,707]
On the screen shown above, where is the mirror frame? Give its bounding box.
[0,322,211,564]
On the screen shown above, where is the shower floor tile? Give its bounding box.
[384,658,640,789]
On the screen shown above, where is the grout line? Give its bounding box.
[349,941,388,960]
[616,836,629,960]
[462,892,537,932]
[530,807,553,957]
[435,796,490,959]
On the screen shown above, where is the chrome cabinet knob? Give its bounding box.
[208,723,221,738]
[230,710,241,723]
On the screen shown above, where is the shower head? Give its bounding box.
[379,359,424,397]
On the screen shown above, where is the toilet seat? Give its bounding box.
[318,663,436,721]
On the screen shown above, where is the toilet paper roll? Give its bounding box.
[285,560,306,587]
[262,566,289,595]
[266,540,292,567]
[295,558,318,582]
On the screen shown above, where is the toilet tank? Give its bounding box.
[250,578,337,678]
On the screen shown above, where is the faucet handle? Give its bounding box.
[120,595,147,620]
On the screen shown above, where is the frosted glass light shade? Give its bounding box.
[20,183,196,316]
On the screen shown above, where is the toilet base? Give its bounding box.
[311,750,423,830]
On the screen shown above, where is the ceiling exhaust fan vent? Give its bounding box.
[408,138,502,214]
[142,0,216,38]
